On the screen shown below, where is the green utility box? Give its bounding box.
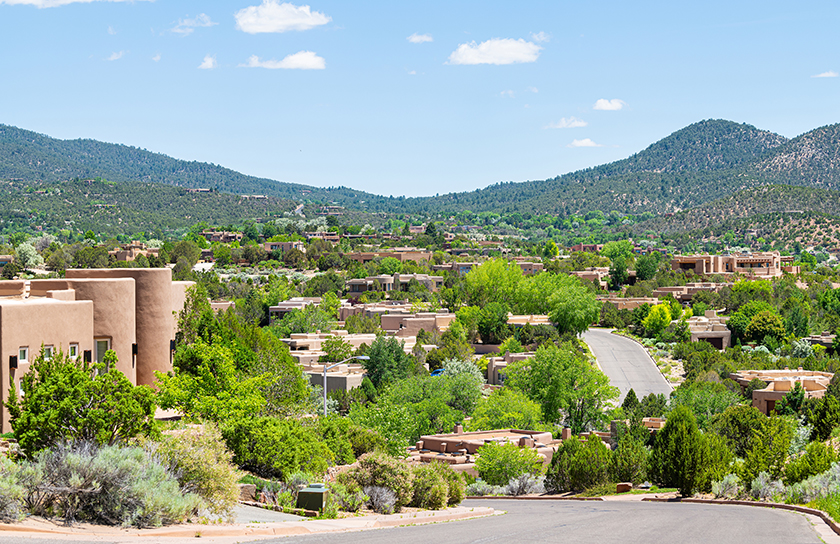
[296,483,328,512]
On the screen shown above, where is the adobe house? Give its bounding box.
[263,241,306,254]
[730,368,833,415]
[670,252,799,278]
[687,310,731,349]
[1,269,191,432]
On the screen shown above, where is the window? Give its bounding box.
[69,344,79,359]
[95,339,111,364]
[18,347,28,363]
[43,345,53,360]
[18,379,24,398]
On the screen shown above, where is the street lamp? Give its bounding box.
[323,355,369,416]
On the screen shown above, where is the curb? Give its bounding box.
[0,507,498,539]
[467,495,604,501]
[641,497,840,536]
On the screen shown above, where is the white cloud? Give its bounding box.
[531,31,549,43]
[235,1,330,34]
[0,0,148,7]
[527,86,538,93]
[568,138,602,147]
[152,53,161,62]
[812,71,838,78]
[545,117,588,129]
[500,90,515,98]
[198,55,217,70]
[407,33,432,44]
[107,25,116,35]
[593,98,626,110]
[408,70,416,75]
[106,50,125,61]
[447,38,541,65]
[172,13,217,36]
[240,51,325,70]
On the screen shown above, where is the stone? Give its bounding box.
[238,483,256,502]
[616,482,632,493]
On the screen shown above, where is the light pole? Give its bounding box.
[323,355,369,416]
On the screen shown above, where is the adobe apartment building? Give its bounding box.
[671,252,799,278]
[0,269,192,432]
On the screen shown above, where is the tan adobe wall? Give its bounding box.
[0,281,25,297]
[65,269,188,387]
[0,298,95,432]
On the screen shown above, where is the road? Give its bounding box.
[256,499,826,544]
[582,328,672,402]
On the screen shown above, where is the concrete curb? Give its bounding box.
[0,507,498,539]
[641,497,840,536]
[466,495,604,501]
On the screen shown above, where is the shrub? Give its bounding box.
[442,467,466,505]
[810,396,840,441]
[784,442,837,485]
[23,442,200,527]
[709,405,767,458]
[711,473,742,499]
[329,481,367,512]
[411,463,449,510]
[475,442,544,487]
[611,437,648,485]
[668,381,742,430]
[149,423,240,518]
[785,463,840,504]
[8,349,157,456]
[222,417,332,480]
[316,417,356,466]
[364,486,396,514]
[465,480,503,496]
[504,474,545,496]
[0,455,24,521]
[750,472,785,501]
[741,416,793,484]
[745,378,768,401]
[545,434,612,493]
[350,452,414,510]
[650,406,706,496]
[346,425,386,459]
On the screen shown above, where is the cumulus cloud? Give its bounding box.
[407,33,433,44]
[531,31,549,43]
[593,98,626,111]
[568,138,602,147]
[106,50,125,61]
[152,53,161,62]
[408,70,416,75]
[0,0,149,7]
[235,1,330,34]
[500,90,515,98]
[107,25,116,35]
[198,55,217,69]
[172,13,217,36]
[447,38,541,65]
[812,71,838,78]
[545,117,588,129]
[527,86,538,93]
[240,51,325,70]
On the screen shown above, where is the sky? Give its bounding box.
[0,1,838,197]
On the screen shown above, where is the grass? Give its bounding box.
[577,484,676,497]
[808,494,840,523]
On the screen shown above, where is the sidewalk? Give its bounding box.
[0,505,498,543]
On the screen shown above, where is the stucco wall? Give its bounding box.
[0,298,94,432]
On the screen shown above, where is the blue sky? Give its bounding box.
[0,1,838,197]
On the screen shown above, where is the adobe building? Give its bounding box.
[346,273,444,295]
[343,248,433,264]
[652,282,731,303]
[687,310,731,349]
[597,296,659,310]
[671,252,799,278]
[730,368,833,415]
[108,242,160,263]
[263,241,306,254]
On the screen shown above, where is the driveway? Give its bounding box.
[582,328,672,402]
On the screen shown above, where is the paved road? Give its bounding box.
[257,499,825,544]
[582,328,672,402]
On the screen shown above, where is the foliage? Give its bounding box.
[8,349,157,457]
[22,442,201,527]
[709,405,767,458]
[467,388,544,432]
[545,434,611,493]
[221,417,333,480]
[0,456,24,521]
[477,302,511,344]
[611,436,649,485]
[350,452,414,510]
[361,336,417,389]
[642,304,672,338]
[272,305,336,338]
[545,278,602,336]
[750,471,785,501]
[475,442,544,487]
[505,342,619,433]
[746,311,786,344]
[330,481,368,513]
[318,336,354,363]
[410,462,454,510]
[148,423,240,517]
[776,382,806,416]
[741,416,793,483]
[711,473,743,499]
[348,399,418,456]
[810,395,840,441]
[345,313,382,335]
[784,441,837,485]
[668,381,743,430]
[441,358,485,383]
[363,486,397,515]
[463,259,522,308]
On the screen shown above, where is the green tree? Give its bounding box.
[474,442,544,486]
[467,388,544,431]
[708,405,766,458]
[504,343,619,433]
[609,255,628,290]
[362,336,416,389]
[642,304,671,337]
[542,240,559,260]
[8,349,157,456]
[745,311,785,344]
[634,254,660,281]
[463,258,523,308]
[545,279,601,336]
[14,242,43,270]
[478,302,510,344]
[600,240,634,262]
[650,406,706,496]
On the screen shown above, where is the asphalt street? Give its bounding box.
[582,328,673,402]
[258,499,825,544]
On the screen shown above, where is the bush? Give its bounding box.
[443,466,466,505]
[650,406,707,496]
[668,381,742,430]
[411,463,449,510]
[709,405,767,458]
[810,396,840,441]
[784,442,837,485]
[149,423,240,518]
[330,481,367,512]
[222,417,332,480]
[741,416,793,484]
[0,455,24,521]
[465,480,503,496]
[475,442,544,487]
[711,473,742,499]
[23,442,200,527]
[346,425,386,459]
[8,349,157,456]
[504,474,545,496]
[364,486,397,514]
[611,437,648,485]
[751,471,785,501]
[545,434,612,493]
[350,452,414,510]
